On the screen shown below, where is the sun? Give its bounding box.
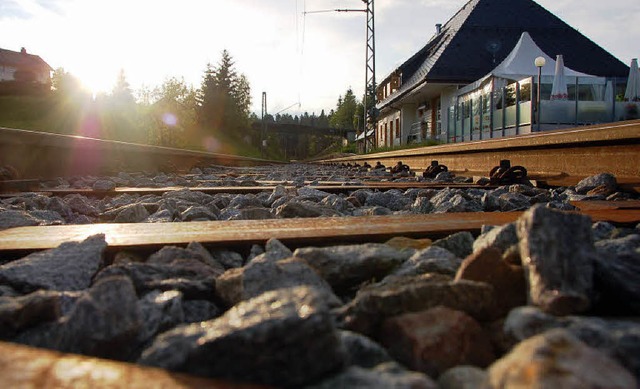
[73,66,117,97]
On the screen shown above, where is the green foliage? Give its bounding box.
[197,50,251,138]
[368,139,441,154]
[329,88,359,130]
[143,77,198,147]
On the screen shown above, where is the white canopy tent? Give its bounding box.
[457,32,602,96]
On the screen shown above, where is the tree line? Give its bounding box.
[0,49,371,159]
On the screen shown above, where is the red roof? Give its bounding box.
[0,47,53,71]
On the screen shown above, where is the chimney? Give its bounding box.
[436,24,442,34]
[20,47,27,54]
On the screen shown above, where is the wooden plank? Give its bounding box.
[0,341,265,389]
[1,183,496,198]
[571,200,640,211]
[1,210,639,252]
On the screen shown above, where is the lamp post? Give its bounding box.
[534,56,546,131]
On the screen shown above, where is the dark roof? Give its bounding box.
[380,0,629,108]
[0,48,52,71]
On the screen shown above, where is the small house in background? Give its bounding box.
[0,47,53,94]
[374,0,629,148]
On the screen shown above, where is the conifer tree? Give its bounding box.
[197,50,251,136]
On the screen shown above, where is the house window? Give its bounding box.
[395,118,400,138]
[390,120,394,140]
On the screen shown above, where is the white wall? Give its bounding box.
[0,66,16,81]
[400,104,417,145]
[377,110,401,148]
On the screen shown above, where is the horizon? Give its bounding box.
[1,0,638,117]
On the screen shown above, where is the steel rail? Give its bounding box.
[0,127,282,180]
[322,121,640,190]
[1,207,638,254]
[0,183,499,198]
[0,341,266,389]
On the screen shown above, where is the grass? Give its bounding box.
[366,139,442,154]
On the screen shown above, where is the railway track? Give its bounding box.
[1,124,640,387]
[322,120,640,191]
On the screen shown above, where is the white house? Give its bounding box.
[374,0,629,148]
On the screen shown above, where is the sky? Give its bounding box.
[1,0,638,117]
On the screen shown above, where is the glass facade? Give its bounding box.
[445,76,637,143]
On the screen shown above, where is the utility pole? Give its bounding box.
[304,0,376,154]
[261,91,267,158]
[362,0,376,153]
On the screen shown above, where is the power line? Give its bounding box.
[302,1,376,153]
[304,9,366,14]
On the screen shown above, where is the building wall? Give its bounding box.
[377,110,400,148]
[0,66,16,82]
[400,104,417,145]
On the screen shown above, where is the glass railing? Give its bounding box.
[444,76,638,143]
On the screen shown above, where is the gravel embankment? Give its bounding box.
[0,164,638,387]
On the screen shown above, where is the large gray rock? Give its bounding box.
[113,203,150,223]
[148,244,225,276]
[225,207,273,220]
[473,222,518,255]
[517,205,595,315]
[594,235,640,314]
[0,210,42,230]
[63,194,100,216]
[321,194,355,214]
[162,189,214,205]
[504,306,640,378]
[340,274,496,336]
[274,200,339,218]
[365,191,411,212]
[294,243,410,294]
[387,246,462,279]
[248,238,293,263]
[432,231,474,258]
[0,290,62,339]
[137,290,184,346]
[182,299,221,323]
[488,329,636,388]
[308,363,437,389]
[497,192,531,211]
[266,185,288,206]
[139,286,346,387]
[411,196,433,214]
[216,256,341,308]
[430,189,482,213]
[338,330,394,368]
[95,257,217,299]
[179,205,219,221]
[16,276,142,361]
[227,194,264,209]
[574,173,617,194]
[92,179,116,192]
[0,235,106,293]
[297,187,332,201]
[209,248,245,269]
[57,276,141,359]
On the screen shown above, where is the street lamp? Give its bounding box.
[534,56,546,131]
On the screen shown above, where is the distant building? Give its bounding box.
[374,0,630,148]
[0,47,53,94]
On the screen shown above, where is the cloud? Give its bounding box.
[0,1,31,19]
